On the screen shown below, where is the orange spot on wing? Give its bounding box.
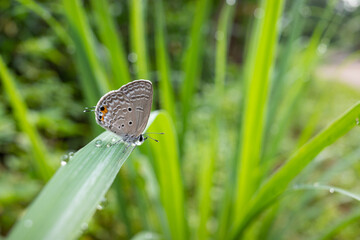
[100,106,108,121]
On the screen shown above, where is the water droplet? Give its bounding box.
[313,182,320,187]
[95,139,103,147]
[68,152,74,159]
[128,52,138,63]
[329,188,335,193]
[60,154,69,166]
[226,0,236,6]
[106,143,112,148]
[254,8,264,19]
[24,219,33,228]
[356,118,360,125]
[96,204,103,210]
[317,43,328,55]
[81,222,88,231]
[111,137,117,143]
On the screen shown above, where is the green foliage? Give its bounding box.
[233,0,285,228]
[7,131,136,240]
[0,56,53,181]
[1,0,360,239]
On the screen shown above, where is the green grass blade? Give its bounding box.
[62,0,112,93]
[0,56,53,181]
[17,0,70,45]
[132,156,172,239]
[17,0,104,126]
[112,176,134,238]
[294,184,360,202]
[263,0,339,162]
[214,2,235,94]
[231,101,360,238]
[271,148,360,239]
[7,131,136,240]
[316,209,360,240]
[197,2,235,240]
[154,0,176,121]
[147,111,187,240]
[129,0,149,79]
[233,0,285,226]
[262,0,305,154]
[180,0,211,141]
[90,0,131,87]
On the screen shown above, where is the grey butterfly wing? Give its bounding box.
[119,80,153,136]
[95,80,152,138]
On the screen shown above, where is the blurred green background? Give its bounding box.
[0,0,360,239]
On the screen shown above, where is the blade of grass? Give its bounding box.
[154,0,176,121]
[271,148,360,239]
[197,2,235,240]
[129,0,149,79]
[73,48,103,135]
[147,111,187,240]
[262,0,306,155]
[126,160,154,230]
[133,156,171,239]
[233,0,285,227]
[7,130,136,240]
[0,56,53,181]
[275,184,360,240]
[112,175,134,238]
[62,0,113,135]
[18,0,104,135]
[62,0,112,93]
[90,0,131,87]
[263,0,339,163]
[294,184,360,202]
[316,209,360,240]
[180,0,212,144]
[231,101,360,238]
[17,0,70,45]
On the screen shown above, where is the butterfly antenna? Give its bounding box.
[145,135,159,142]
[143,132,164,142]
[83,106,96,112]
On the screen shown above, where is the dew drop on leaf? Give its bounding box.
[95,139,103,147]
[60,154,69,166]
[68,152,74,159]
